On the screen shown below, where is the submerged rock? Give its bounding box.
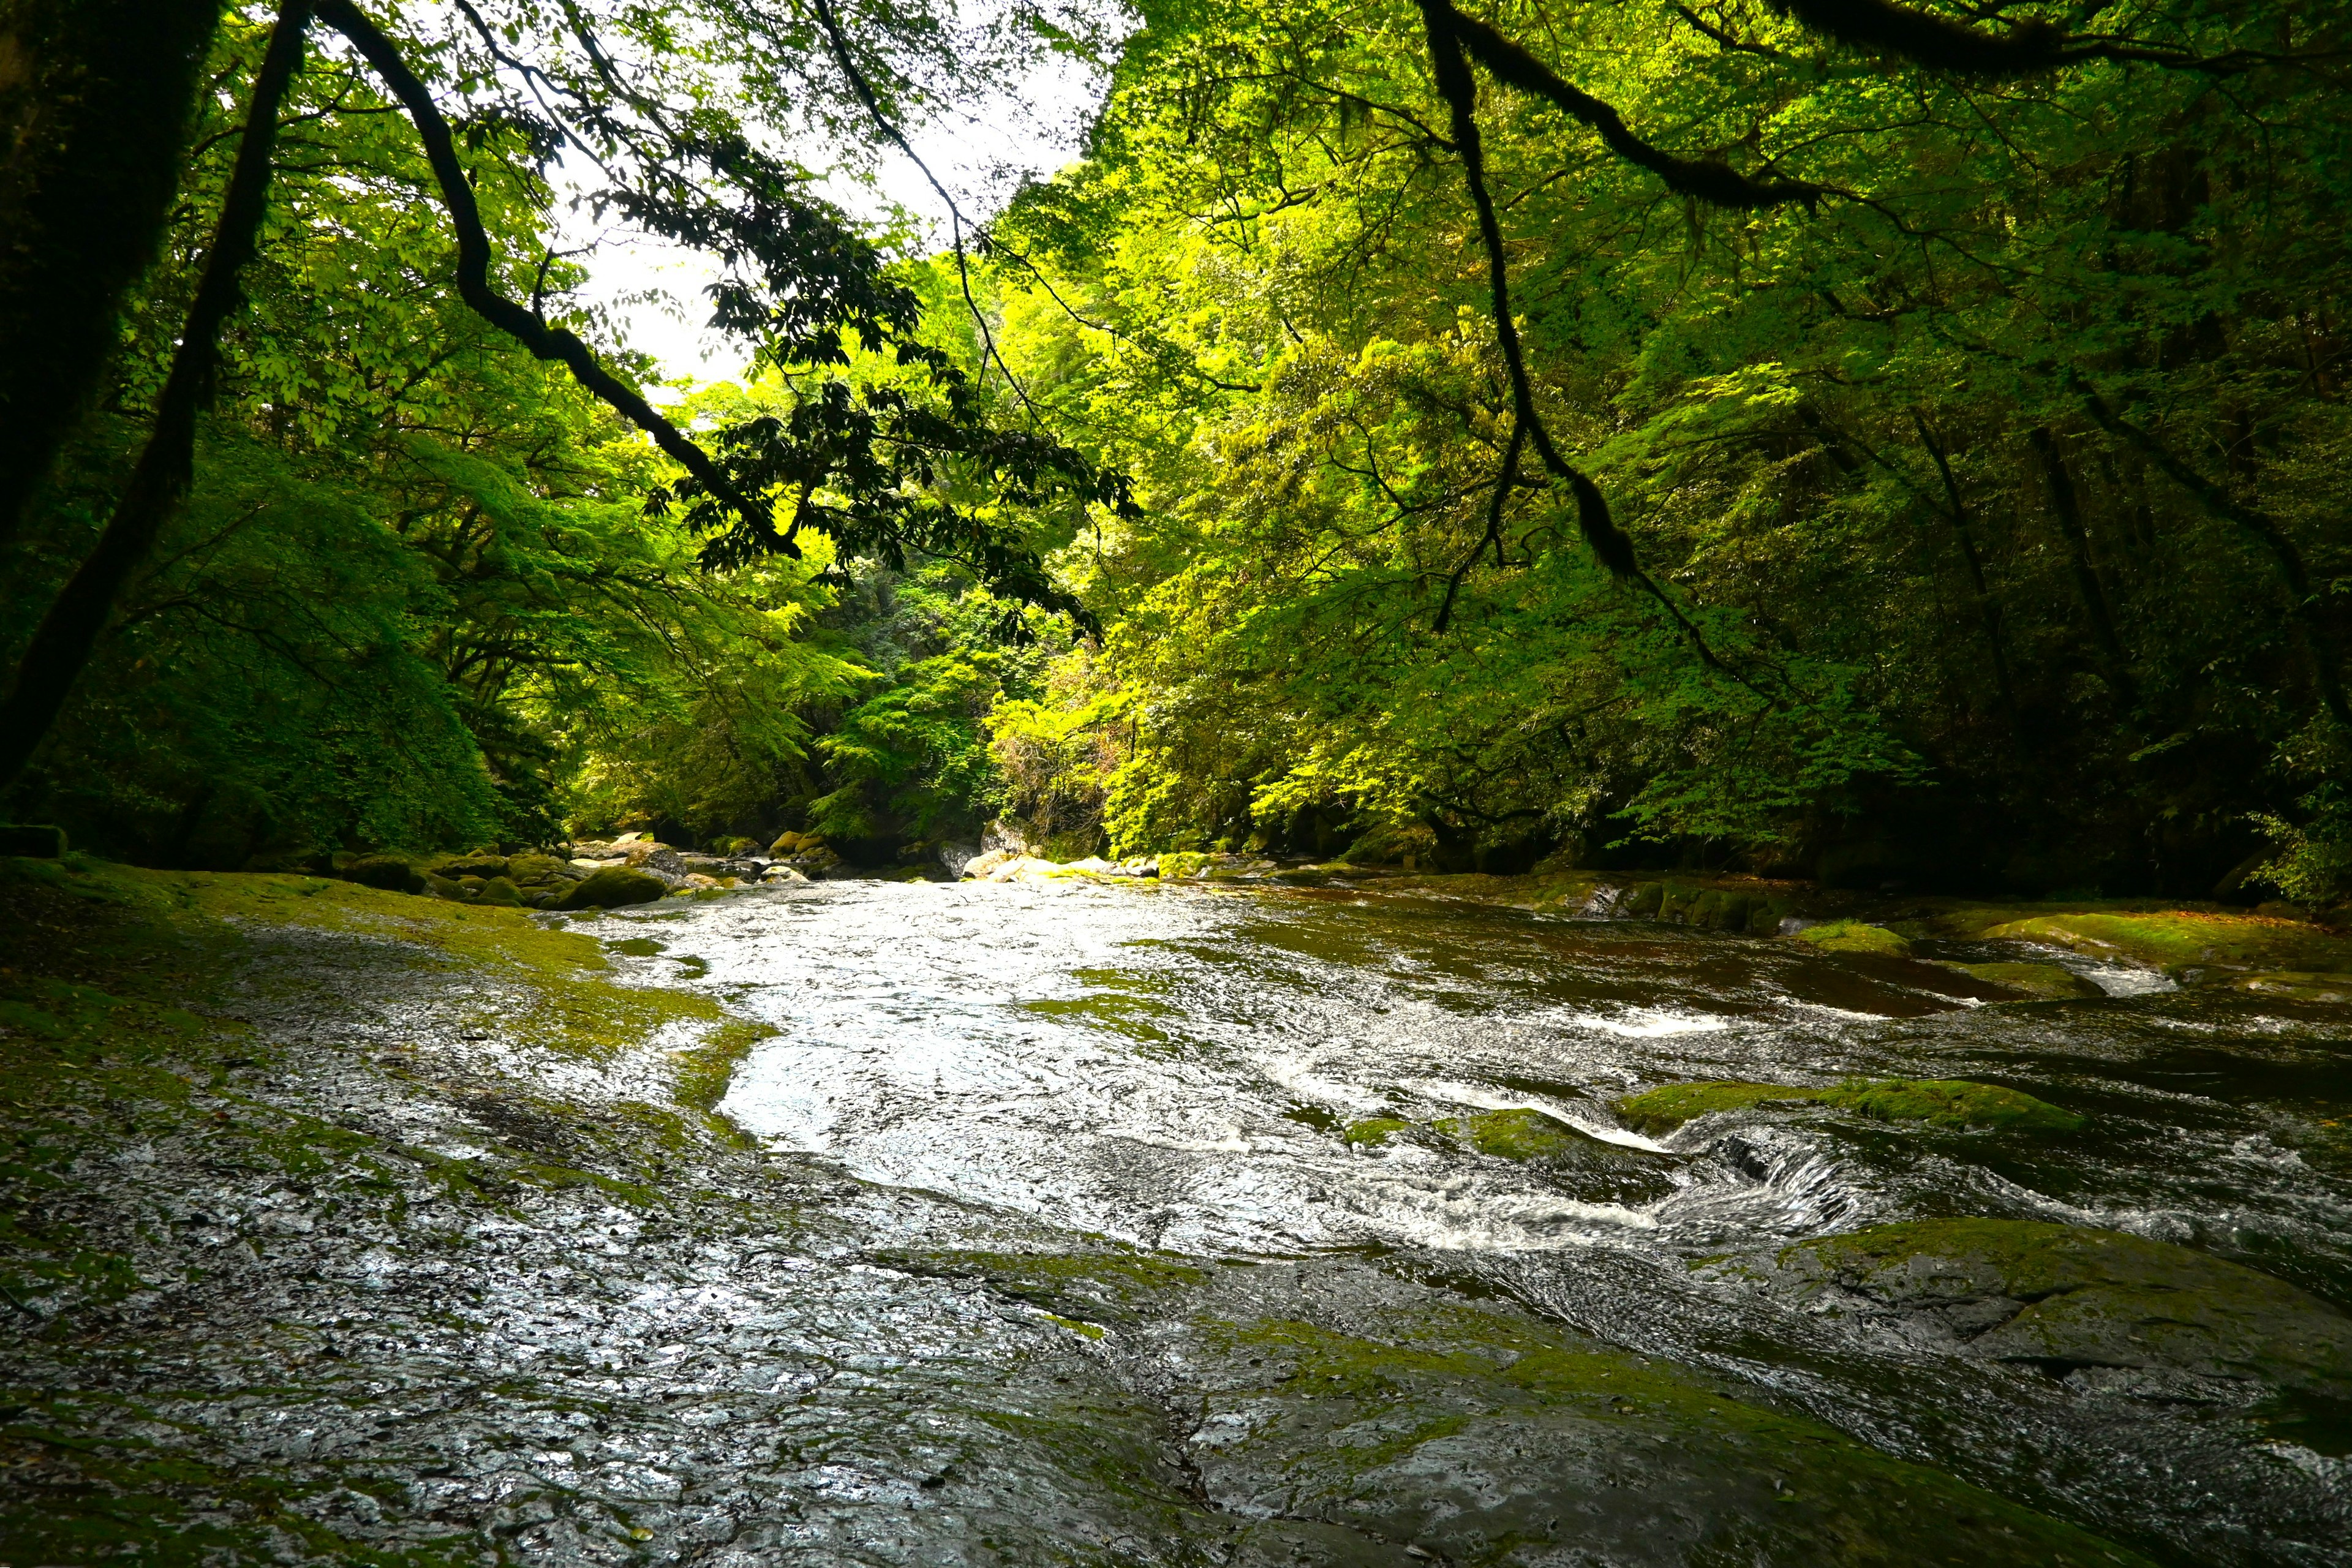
[556,865,667,910]
[1616,1078,2081,1134]
[1953,960,2106,999]
[1740,1218,2352,1396]
[1432,1107,1678,1202]
[2230,970,2352,1002]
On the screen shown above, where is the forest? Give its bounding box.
[6,0,2349,901]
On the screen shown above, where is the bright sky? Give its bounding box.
[565,51,1103,391]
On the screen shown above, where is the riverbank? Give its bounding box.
[4,855,2346,1565]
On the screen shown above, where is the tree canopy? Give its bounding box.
[3,0,2347,897]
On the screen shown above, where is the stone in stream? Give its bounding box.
[1615,1079,2082,1136]
[1428,1107,1679,1204]
[555,864,667,909]
[1949,960,2106,999]
[1796,918,1912,956]
[1730,1218,2352,1399]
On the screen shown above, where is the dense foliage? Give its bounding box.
[5,0,2348,897]
[983,0,2352,894]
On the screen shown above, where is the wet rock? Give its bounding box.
[0,823,66,857]
[937,840,980,877]
[760,864,809,884]
[1616,1079,2081,1135]
[2230,971,2352,1002]
[1953,960,2105,999]
[1343,1116,1412,1148]
[1432,1108,1678,1202]
[1741,1218,2352,1396]
[555,865,666,910]
[342,854,425,895]
[785,844,844,878]
[1797,919,1912,956]
[619,840,687,882]
[1617,1081,1831,1134]
[1165,1270,2150,1568]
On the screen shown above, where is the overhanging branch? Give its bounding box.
[312,0,785,554]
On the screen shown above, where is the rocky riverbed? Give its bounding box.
[2,856,2347,1565]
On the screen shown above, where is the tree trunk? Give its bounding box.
[0,0,224,541]
[0,0,307,792]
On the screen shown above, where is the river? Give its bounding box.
[654,875,2349,1562]
[9,869,2350,1566]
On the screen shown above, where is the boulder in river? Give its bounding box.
[557,865,667,910]
[1796,918,1912,956]
[1736,1218,2352,1397]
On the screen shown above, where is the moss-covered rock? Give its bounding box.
[1616,1081,1833,1134]
[1953,960,2105,999]
[2230,970,2352,1002]
[1434,1107,1589,1160]
[432,852,508,879]
[1616,1078,2081,1134]
[342,853,424,895]
[1432,1108,1677,1202]
[1796,918,1912,956]
[1831,1077,2083,1130]
[556,865,667,910]
[1935,905,2352,977]
[1744,1218,2352,1395]
[1343,1116,1413,1148]
[1188,1305,2150,1568]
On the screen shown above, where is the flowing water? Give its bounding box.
[13,872,2352,1567]
[633,875,2352,1562]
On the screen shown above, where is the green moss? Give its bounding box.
[1935,903,2352,976]
[1954,961,2105,999]
[1616,1078,2079,1133]
[1762,1218,2352,1393]
[1021,992,1176,1046]
[669,1019,777,1118]
[1342,1116,1412,1148]
[1795,918,1911,956]
[1201,1310,2150,1566]
[1828,1078,2084,1131]
[1615,1081,1833,1133]
[1431,1107,1586,1160]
